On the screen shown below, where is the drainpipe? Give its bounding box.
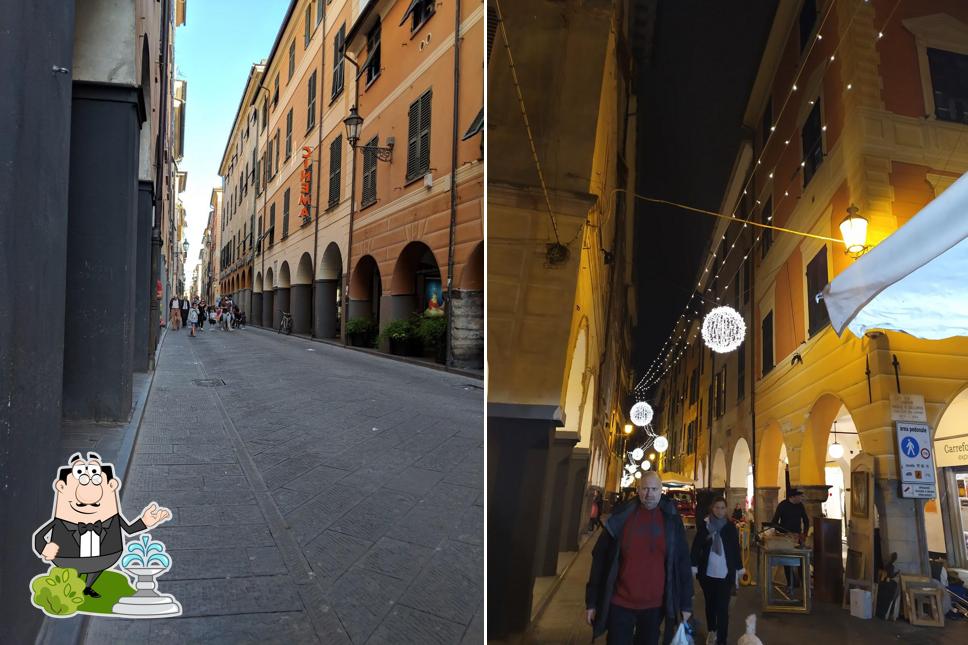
[445,0,462,368]
[343,52,360,346]
[311,7,327,337]
[149,0,172,366]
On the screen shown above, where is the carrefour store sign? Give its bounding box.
[935,434,968,468]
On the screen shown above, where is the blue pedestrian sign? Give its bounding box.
[895,422,935,494]
[901,436,919,458]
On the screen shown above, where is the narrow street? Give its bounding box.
[84,327,484,644]
[528,527,968,645]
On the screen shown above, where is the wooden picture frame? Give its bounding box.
[851,470,869,518]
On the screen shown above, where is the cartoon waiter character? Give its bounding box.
[32,452,171,599]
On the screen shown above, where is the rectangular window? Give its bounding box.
[760,197,773,258]
[689,368,698,404]
[806,246,830,336]
[361,136,378,207]
[406,89,432,180]
[364,21,381,85]
[269,203,276,246]
[802,99,823,186]
[403,0,435,33]
[285,109,293,159]
[288,40,296,81]
[305,4,312,48]
[261,98,267,130]
[737,344,746,401]
[272,75,279,108]
[274,130,280,175]
[266,139,273,182]
[331,24,346,99]
[927,48,968,124]
[307,71,317,131]
[799,0,817,53]
[282,188,290,238]
[316,0,323,26]
[328,135,342,208]
[762,311,774,376]
[257,215,263,254]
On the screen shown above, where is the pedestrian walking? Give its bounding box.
[197,303,206,332]
[588,490,603,532]
[691,496,743,645]
[187,304,199,337]
[168,295,181,330]
[180,296,189,330]
[222,305,233,331]
[585,471,693,645]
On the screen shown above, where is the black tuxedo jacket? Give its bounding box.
[34,514,147,558]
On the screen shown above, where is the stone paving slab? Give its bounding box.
[80,325,481,644]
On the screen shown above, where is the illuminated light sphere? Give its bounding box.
[828,441,845,459]
[630,401,654,427]
[621,474,634,488]
[653,436,669,453]
[701,306,747,353]
[634,471,643,479]
[625,463,637,473]
[642,460,651,471]
[631,447,645,461]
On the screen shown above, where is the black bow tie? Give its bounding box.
[77,520,105,538]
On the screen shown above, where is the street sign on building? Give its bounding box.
[896,422,936,499]
[890,393,927,422]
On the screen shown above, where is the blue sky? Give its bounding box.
[175,0,290,286]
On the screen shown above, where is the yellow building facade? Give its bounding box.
[652,0,968,581]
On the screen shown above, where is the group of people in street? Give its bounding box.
[167,295,246,337]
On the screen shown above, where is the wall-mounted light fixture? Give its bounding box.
[839,204,870,258]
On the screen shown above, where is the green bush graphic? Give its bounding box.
[31,567,85,616]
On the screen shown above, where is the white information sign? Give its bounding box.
[900,482,935,499]
[895,422,935,486]
[935,434,968,468]
[890,393,927,422]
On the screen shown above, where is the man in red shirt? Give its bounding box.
[585,471,693,644]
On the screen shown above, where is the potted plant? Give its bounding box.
[415,314,448,364]
[379,319,416,355]
[346,317,376,347]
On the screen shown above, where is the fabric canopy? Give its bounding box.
[822,170,968,340]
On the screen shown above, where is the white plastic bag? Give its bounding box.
[669,621,695,645]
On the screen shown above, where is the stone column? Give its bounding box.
[346,298,372,323]
[534,432,579,577]
[488,404,560,640]
[251,292,263,328]
[134,180,153,372]
[754,487,780,528]
[314,279,339,338]
[63,82,140,421]
[727,487,747,513]
[273,287,289,330]
[451,289,484,369]
[379,294,416,350]
[290,283,312,334]
[558,448,591,552]
[262,289,274,328]
[875,478,929,576]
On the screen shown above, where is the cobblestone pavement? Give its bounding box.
[84,326,483,644]
[526,526,968,645]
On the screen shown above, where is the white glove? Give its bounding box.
[691,566,698,577]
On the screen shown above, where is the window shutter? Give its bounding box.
[806,246,829,335]
[419,90,431,175]
[406,99,420,179]
[283,189,290,237]
[487,7,498,62]
[362,136,378,206]
[329,136,341,207]
[762,311,774,374]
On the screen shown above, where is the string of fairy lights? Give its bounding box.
[619,0,906,478]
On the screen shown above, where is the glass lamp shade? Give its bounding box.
[828,441,845,459]
[840,205,869,255]
[343,106,363,147]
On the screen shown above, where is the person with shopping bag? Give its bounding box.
[585,471,694,644]
[690,496,744,645]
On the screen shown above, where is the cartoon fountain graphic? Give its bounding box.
[111,535,181,617]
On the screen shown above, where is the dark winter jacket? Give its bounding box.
[690,517,743,584]
[585,495,694,639]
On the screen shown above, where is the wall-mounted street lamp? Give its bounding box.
[839,204,870,258]
[624,424,633,435]
[343,106,394,161]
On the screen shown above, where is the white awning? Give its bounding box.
[822,170,968,340]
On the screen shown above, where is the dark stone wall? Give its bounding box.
[0,3,76,642]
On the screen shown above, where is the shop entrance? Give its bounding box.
[926,387,968,568]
